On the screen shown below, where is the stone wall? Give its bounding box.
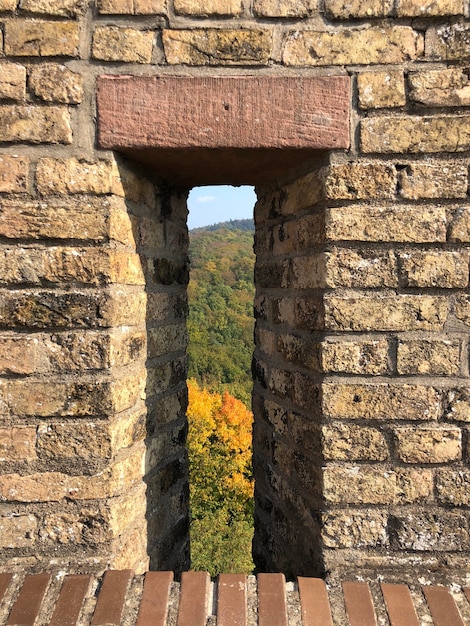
[0,0,469,580]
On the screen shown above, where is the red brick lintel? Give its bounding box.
[96,75,350,186]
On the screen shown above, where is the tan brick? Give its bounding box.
[29,64,83,104]
[290,255,326,289]
[39,510,112,545]
[399,250,469,288]
[37,422,113,461]
[323,466,396,505]
[324,0,393,18]
[322,383,441,421]
[175,0,242,15]
[36,158,121,195]
[325,205,446,243]
[0,472,68,501]
[361,116,470,153]
[325,162,397,200]
[357,71,405,109]
[322,424,388,461]
[283,27,423,66]
[409,69,470,107]
[445,388,470,422]
[92,26,154,63]
[398,162,468,199]
[397,340,462,376]
[324,293,448,331]
[0,106,72,144]
[0,336,38,374]
[396,0,464,16]
[449,208,470,243]
[426,23,470,61]
[254,0,317,17]
[98,0,166,12]
[396,469,434,504]
[322,512,388,549]
[276,334,321,370]
[321,339,389,375]
[325,248,397,288]
[162,29,272,65]
[4,20,80,56]
[0,427,37,462]
[395,426,461,463]
[18,0,88,15]
[0,515,37,548]
[436,470,470,505]
[0,63,26,100]
[0,0,17,8]
[394,512,469,551]
[0,155,29,192]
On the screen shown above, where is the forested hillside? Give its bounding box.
[187,220,255,407]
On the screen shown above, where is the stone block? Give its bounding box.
[398,250,469,288]
[436,469,470,505]
[254,0,317,17]
[361,115,470,153]
[0,427,37,462]
[290,255,326,289]
[39,509,112,545]
[324,0,393,18]
[321,339,389,375]
[276,334,321,370]
[29,64,83,103]
[0,155,29,192]
[445,388,470,422]
[324,293,448,331]
[18,0,88,15]
[396,0,464,16]
[162,29,272,65]
[449,208,470,243]
[0,336,38,374]
[37,422,113,461]
[357,71,405,109]
[322,423,388,461]
[325,162,397,199]
[325,248,397,288]
[0,515,37,548]
[394,426,462,463]
[0,0,17,8]
[282,26,423,66]
[426,24,470,61]
[398,161,468,199]
[322,512,388,549]
[175,0,242,15]
[396,469,434,504]
[0,106,72,144]
[147,324,187,358]
[4,20,80,56]
[0,63,26,100]
[322,383,441,421]
[392,512,469,551]
[98,0,166,12]
[92,26,154,63]
[397,339,461,376]
[409,68,470,107]
[36,158,121,195]
[323,466,397,505]
[325,204,446,243]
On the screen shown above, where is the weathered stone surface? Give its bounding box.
[4,21,80,56]
[19,0,88,15]
[39,510,112,545]
[325,205,446,243]
[398,250,469,288]
[322,512,388,549]
[98,0,166,11]
[323,466,406,504]
[445,388,470,422]
[29,64,83,103]
[325,248,397,288]
[0,515,37,548]
[398,161,468,199]
[448,208,470,243]
[409,69,470,107]
[396,0,464,16]
[322,423,388,461]
[325,0,393,17]
[392,512,469,551]
[0,427,36,462]
[0,336,38,374]
[92,26,154,63]
[0,155,28,192]
[0,63,26,100]
[322,383,441,421]
[283,27,423,66]
[321,339,389,375]
[290,255,326,289]
[361,116,470,153]
[394,426,462,463]
[325,162,396,199]
[397,340,461,376]
[254,0,317,17]
[357,71,405,109]
[426,24,470,61]
[162,29,272,65]
[175,0,242,15]
[436,470,470,505]
[36,158,122,195]
[324,293,448,331]
[0,0,16,8]
[0,107,72,144]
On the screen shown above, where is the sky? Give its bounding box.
[187,185,257,230]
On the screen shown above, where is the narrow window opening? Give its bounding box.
[186,185,256,576]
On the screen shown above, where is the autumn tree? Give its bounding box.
[187,379,254,575]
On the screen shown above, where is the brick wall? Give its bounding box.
[0,0,469,580]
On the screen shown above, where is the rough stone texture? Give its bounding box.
[325,163,397,199]
[98,0,166,12]
[29,65,83,103]
[394,427,462,463]
[18,0,88,15]
[324,0,393,18]
[92,26,154,63]
[409,68,470,107]
[0,107,72,144]
[322,424,388,461]
[426,23,470,61]
[396,0,464,16]
[398,250,469,288]
[321,339,389,375]
[398,161,468,199]
[4,21,80,56]
[174,0,242,15]
[0,63,26,100]
[397,340,462,375]
[254,0,317,17]
[0,156,28,192]
[357,71,406,109]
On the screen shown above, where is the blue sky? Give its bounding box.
[187,185,257,230]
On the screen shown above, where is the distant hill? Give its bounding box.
[188,221,255,407]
